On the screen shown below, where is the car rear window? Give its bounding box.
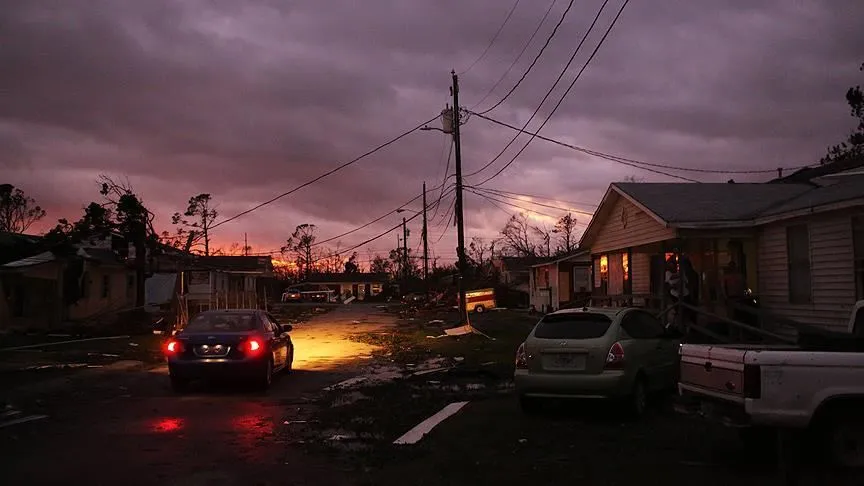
[534,313,613,339]
[185,313,257,332]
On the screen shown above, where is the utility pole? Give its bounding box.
[402,217,409,286]
[422,181,429,295]
[244,233,248,256]
[451,71,468,326]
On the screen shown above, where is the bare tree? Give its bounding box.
[533,225,552,257]
[282,224,318,279]
[500,213,537,257]
[344,252,360,273]
[0,184,46,233]
[172,193,218,255]
[552,213,579,255]
[211,242,249,256]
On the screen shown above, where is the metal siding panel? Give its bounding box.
[757,213,857,331]
[592,197,676,254]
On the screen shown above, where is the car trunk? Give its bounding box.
[177,332,256,359]
[526,312,615,375]
[528,336,611,374]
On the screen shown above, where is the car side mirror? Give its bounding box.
[281,324,293,333]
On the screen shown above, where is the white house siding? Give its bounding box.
[758,211,859,331]
[592,196,676,254]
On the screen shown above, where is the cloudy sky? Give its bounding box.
[2,0,863,265]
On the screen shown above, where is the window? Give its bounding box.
[854,216,864,300]
[101,275,110,299]
[533,313,613,340]
[621,311,665,339]
[786,224,811,304]
[186,312,257,332]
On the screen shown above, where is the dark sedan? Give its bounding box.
[164,309,294,391]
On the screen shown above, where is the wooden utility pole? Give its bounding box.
[244,233,249,256]
[422,181,429,293]
[451,71,468,326]
[402,217,409,285]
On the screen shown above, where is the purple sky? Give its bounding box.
[2,0,863,265]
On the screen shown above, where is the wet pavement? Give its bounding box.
[0,304,395,486]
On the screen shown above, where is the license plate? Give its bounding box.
[195,344,229,357]
[543,353,586,370]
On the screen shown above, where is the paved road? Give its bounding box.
[0,305,394,486]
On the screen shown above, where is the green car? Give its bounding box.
[514,307,681,417]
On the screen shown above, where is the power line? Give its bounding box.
[476,0,576,115]
[475,187,599,208]
[471,0,559,110]
[468,186,594,216]
[473,0,633,187]
[334,211,423,257]
[465,0,609,180]
[429,143,455,222]
[466,187,559,220]
[469,110,814,176]
[209,114,439,231]
[460,0,522,75]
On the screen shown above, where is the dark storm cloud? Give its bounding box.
[2,0,863,253]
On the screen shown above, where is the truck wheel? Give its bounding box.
[827,412,864,469]
[474,305,485,314]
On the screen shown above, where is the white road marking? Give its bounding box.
[393,401,469,445]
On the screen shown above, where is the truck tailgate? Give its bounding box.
[679,344,746,400]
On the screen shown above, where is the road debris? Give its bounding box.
[0,335,131,352]
[393,401,469,445]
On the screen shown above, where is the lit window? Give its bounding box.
[622,253,629,281]
[599,255,608,275]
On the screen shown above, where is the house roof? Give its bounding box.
[529,250,591,268]
[1,251,56,269]
[304,272,389,284]
[612,182,812,223]
[579,178,864,249]
[495,256,547,273]
[192,256,274,274]
[770,156,864,184]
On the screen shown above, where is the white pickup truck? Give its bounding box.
[675,300,864,468]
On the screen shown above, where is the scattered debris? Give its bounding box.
[454,356,465,362]
[518,438,528,444]
[128,342,139,347]
[412,367,450,377]
[88,353,120,358]
[393,401,470,445]
[480,361,496,366]
[465,383,485,390]
[0,335,131,352]
[344,296,356,304]
[324,376,368,391]
[330,391,370,407]
[444,324,473,336]
[352,320,361,324]
[427,319,445,325]
[283,420,308,425]
[20,363,88,371]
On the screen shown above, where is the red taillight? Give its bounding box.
[743,364,761,399]
[515,343,528,369]
[244,338,263,355]
[605,342,625,369]
[165,339,182,355]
